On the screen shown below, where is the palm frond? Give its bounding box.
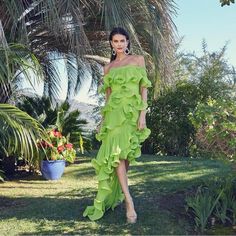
[0,104,45,165]
[0,34,42,103]
[92,0,177,95]
[64,54,86,100]
[42,55,62,103]
[1,0,177,99]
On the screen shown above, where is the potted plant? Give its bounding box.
[38,129,76,180]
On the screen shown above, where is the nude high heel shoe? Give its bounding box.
[126,212,137,224]
[125,198,137,224]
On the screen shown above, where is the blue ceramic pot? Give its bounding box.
[41,160,65,180]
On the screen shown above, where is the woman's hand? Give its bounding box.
[138,111,146,130]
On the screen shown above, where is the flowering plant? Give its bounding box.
[38,129,76,163]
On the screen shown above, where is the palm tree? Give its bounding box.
[0,0,177,175]
[0,23,46,175]
[0,0,177,99]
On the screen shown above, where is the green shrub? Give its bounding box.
[186,177,236,232]
[148,80,200,156]
[189,99,236,159]
[186,186,223,232]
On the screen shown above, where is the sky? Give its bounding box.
[175,0,236,66]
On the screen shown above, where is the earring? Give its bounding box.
[112,48,116,56]
[125,47,130,55]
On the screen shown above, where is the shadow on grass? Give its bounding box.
[0,191,191,235]
[129,156,232,193]
[63,166,95,179]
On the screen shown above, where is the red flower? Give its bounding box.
[53,130,62,138]
[57,145,65,153]
[65,143,73,149]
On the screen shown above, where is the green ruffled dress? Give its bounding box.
[83,65,151,221]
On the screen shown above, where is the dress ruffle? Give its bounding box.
[83,65,151,221]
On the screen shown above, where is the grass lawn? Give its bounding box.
[0,154,235,235]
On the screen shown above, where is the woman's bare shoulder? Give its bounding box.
[130,55,145,67]
[103,62,114,75]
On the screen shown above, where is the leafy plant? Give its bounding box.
[17,96,91,152]
[186,186,224,232]
[0,42,42,103]
[0,0,177,97]
[38,129,76,163]
[0,104,45,167]
[147,42,235,156]
[215,178,236,225]
[189,99,236,159]
[148,80,200,156]
[215,193,233,224]
[231,201,236,225]
[186,177,236,232]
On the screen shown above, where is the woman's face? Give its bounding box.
[110,34,128,54]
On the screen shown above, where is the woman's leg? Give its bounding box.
[116,160,137,222]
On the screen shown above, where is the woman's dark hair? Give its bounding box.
[109,27,131,62]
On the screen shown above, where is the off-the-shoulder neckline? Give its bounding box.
[106,64,145,74]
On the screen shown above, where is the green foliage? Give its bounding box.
[0,42,42,103]
[89,130,101,150]
[215,192,234,225]
[186,177,236,232]
[147,42,235,156]
[0,39,45,172]
[17,96,91,152]
[186,186,223,232]
[231,200,236,225]
[148,80,200,156]
[0,104,45,166]
[220,0,235,7]
[54,101,89,151]
[17,96,57,128]
[189,99,236,159]
[38,129,76,163]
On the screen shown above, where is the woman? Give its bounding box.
[83,27,151,223]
